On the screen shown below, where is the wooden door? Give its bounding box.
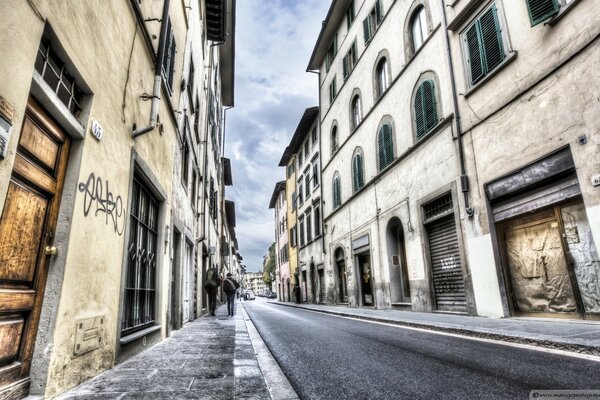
[0,97,70,399]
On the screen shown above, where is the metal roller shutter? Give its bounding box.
[427,215,467,313]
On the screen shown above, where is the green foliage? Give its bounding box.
[263,242,276,285]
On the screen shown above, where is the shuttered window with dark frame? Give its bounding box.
[162,18,177,95]
[353,152,364,192]
[378,124,394,171]
[462,4,505,86]
[122,177,159,336]
[526,0,560,26]
[414,80,438,140]
[333,175,342,209]
[363,0,383,44]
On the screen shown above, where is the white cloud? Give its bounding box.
[225,0,329,272]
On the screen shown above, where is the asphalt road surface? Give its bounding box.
[243,301,600,400]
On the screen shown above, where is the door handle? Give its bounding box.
[45,246,57,256]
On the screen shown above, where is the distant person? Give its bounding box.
[223,273,240,316]
[204,267,222,316]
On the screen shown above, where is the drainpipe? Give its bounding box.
[132,0,171,139]
[441,0,473,216]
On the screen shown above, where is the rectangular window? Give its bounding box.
[162,18,177,95]
[346,1,355,29]
[314,204,321,237]
[313,163,319,189]
[34,38,84,118]
[191,169,197,209]
[290,225,297,247]
[305,172,311,200]
[304,140,310,158]
[298,150,303,167]
[461,3,507,86]
[343,41,358,80]
[299,217,305,247]
[298,177,304,206]
[181,139,189,187]
[311,127,318,146]
[187,57,195,100]
[121,177,159,336]
[325,34,338,72]
[329,77,337,104]
[287,163,295,178]
[306,209,313,243]
[292,191,297,210]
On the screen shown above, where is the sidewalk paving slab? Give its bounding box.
[272,301,600,356]
[54,303,271,400]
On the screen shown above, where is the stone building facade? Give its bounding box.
[0,0,236,398]
[269,181,290,301]
[301,0,599,319]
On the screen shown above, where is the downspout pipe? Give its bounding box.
[441,0,473,216]
[132,0,171,139]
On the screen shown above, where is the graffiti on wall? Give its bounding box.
[78,173,126,235]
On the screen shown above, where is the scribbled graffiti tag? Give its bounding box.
[78,173,125,235]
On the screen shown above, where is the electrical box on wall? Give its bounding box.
[0,96,15,159]
[74,316,105,357]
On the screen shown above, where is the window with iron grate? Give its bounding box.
[423,193,453,222]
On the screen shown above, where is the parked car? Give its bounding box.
[267,292,277,299]
[244,291,255,300]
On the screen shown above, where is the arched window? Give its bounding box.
[352,150,364,192]
[351,95,362,130]
[376,57,389,98]
[332,173,342,209]
[414,79,438,140]
[377,123,394,171]
[411,6,427,52]
[331,126,339,154]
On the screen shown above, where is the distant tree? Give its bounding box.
[263,242,276,287]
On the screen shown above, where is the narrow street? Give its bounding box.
[244,301,600,400]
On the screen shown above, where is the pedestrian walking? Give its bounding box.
[223,273,240,316]
[204,266,222,316]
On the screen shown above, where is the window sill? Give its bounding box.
[120,324,161,345]
[463,51,518,98]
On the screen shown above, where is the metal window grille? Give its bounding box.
[423,192,453,222]
[121,178,159,335]
[34,39,83,118]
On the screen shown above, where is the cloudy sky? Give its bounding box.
[225,1,330,272]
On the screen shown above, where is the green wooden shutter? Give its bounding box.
[527,0,560,26]
[363,17,371,43]
[464,23,484,85]
[375,0,383,24]
[353,154,363,192]
[343,56,349,79]
[414,86,425,139]
[423,80,437,132]
[480,5,505,74]
[378,124,393,171]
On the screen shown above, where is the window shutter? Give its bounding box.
[378,125,393,171]
[353,155,359,192]
[423,80,437,132]
[414,87,425,139]
[527,0,560,26]
[353,154,363,192]
[363,17,371,43]
[464,23,484,85]
[343,56,349,79]
[480,5,505,75]
[168,38,176,92]
[375,0,383,24]
[352,42,357,63]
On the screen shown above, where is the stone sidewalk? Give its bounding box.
[54,303,274,399]
[273,302,600,356]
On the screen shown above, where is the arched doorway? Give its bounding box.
[335,248,348,303]
[386,217,411,303]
